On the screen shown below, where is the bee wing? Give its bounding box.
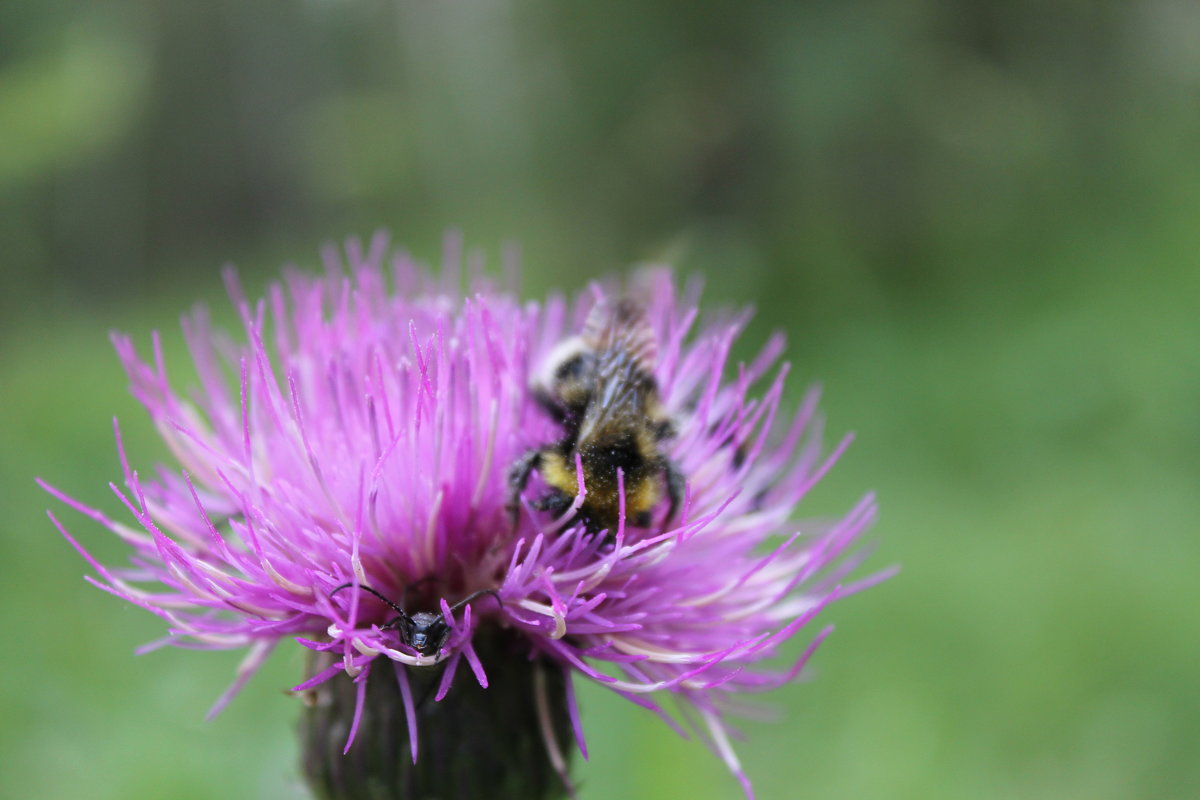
[575,366,648,446]
[582,297,657,372]
[574,297,662,444]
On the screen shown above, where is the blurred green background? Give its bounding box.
[3,2,1198,798]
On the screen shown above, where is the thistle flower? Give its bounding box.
[42,233,889,800]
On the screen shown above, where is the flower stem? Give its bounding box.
[301,629,574,800]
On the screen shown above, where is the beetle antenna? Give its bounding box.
[329,582,407,617]
[446,588,504,617]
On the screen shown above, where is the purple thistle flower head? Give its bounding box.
[42,233,889,800]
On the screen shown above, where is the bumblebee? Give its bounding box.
[509,297,684,536]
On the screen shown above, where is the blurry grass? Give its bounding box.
[2,223,1197,799]
[4,2,1200,797]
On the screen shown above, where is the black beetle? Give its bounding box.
[329,582,502,657]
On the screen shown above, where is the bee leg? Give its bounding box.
[662,457,686,527]
[507,449,542,528]
[534,490,573,517]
